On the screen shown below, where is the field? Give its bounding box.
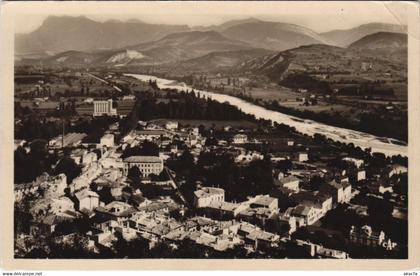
[148,118,258,130]
[14,72,118,98]
[279,101,353,113]
[247,86,297,101]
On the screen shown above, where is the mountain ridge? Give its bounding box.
[15,15,191,54]
[321,23,407,47]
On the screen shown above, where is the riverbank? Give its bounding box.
[125,73,407,157]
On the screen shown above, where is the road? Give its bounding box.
[165,167,189,206]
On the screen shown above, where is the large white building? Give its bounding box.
[93,99,117,117]
[123,156,164,177]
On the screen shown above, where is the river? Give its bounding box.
[125,73,407,157]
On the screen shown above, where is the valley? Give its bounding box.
[15,16,408,142]
[10,6,411,261]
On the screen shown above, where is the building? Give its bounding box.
[93,99,117,117]
[95,201,135,223]
[123,156,164,177]
[193,187,225,208]
[339,175,349,183]
[237,222,279,250]
[342,157,364,168]
[232,134,248,144]
[234,150,264,163]
[298,152,309,162]
[100,134,115,148]
[165,121,178,130]
[288,204,324,226]
[49,132,87,148]
[290,191,333,215]
[378,184,393,194]
[75,189,100,211]
[296,240,349,259]
[387,165,408,178]
[357,169,366,181]
[349,225,397,250]
[320,180,352,204]
[70,149,88,165]
[249,195,278,211]
[82,152,98,166]
[128,130,167,142]
[278,176,300,192]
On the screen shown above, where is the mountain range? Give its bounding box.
[122,31,252,63]
[320,23,407,47]
[349,31,407,50]
[15,15,190,54]
[15,16,408,73]
[220,20,330,51]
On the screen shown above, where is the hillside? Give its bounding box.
[123,31,253,63]
[237,44,345,82]
[24,31,254,67]
[192,18,262,32]
[321,23,407,47]
[349,32,407,50]
[221,20,329,51]
[15,15,190,54]
[174,48,274,72]
[237,41,406,89]
[42,50,111,66]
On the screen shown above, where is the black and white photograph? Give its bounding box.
[4,1,418,266]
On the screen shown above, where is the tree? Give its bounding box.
[121,141,159,158]
[14,207,33,235]
[308,175,325,191]
[127,166,142,188]
[139,141,159,156]
[53,157,82,184]
[291,227,311,241]
[24,248,48,258]
[113,237,150,258]
[367,197,393,219]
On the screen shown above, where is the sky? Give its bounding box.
[14,1,410,34]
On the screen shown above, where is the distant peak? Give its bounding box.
[165,30,222,38]
[42,15,95,26]
[45,15,90,21]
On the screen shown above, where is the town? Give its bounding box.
[14,70,408,259]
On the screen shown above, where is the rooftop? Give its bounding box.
[291,204,313,217]
[252,195,277,207]
[75,189,99,200]
[279,176,299,184]
[135,130,167,136]
[208,201,238,212]
[101,134,114,139]
[124,155,162,163]
[194,187,224,198]
[326,180,350,190]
